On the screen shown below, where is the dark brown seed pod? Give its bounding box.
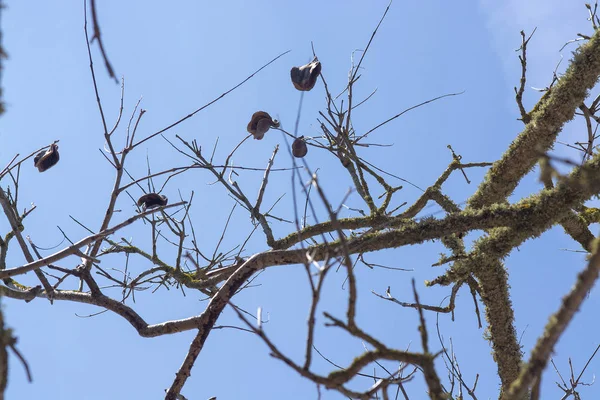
[34,144,60,172]
[137,193,168,210]
[290,57,321,91]
[247,111,279,140]
[292,136,308,158]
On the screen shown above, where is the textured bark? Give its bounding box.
[469,30,600,210]
[465,28,600,398]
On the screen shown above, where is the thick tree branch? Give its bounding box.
[459,29,600,396]
[469,28,600,209]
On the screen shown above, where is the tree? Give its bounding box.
[2,1,600,399]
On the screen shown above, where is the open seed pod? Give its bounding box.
[290,57,321,91]
[247,111,279,140]
[137,193,168,210]
[34,144,60,172]
[292,136,308,158]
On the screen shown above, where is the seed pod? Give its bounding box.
[290,58,321,91]
[34,144,60,172]
[292,136,308,158]
[247,111,279,140]
[137,193,168,210]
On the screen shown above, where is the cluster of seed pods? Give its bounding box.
[246,58,321,158]
[35,59,323,209]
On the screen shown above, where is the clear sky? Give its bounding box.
[2,1,599,399]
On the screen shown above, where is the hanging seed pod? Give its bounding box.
[137,193,168,210]
[34,144,60,172]
[292,136,308,158]
[247,111,279,140]
[290,57,321,91]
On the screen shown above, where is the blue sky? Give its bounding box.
[2,1,599,399]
